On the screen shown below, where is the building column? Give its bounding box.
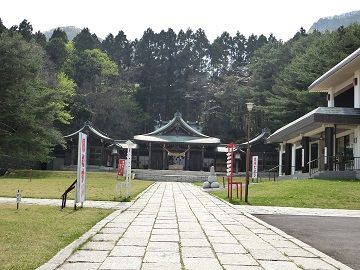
[162,145,167,170]
[327,88,334,107]
[325,127,335,171]
[354,126,360,157]
[70,146,75,166]
[302,137,310,173]
[148,143,152,169]
[318,139,325,171]
[113,155,117,171]
[284,143,292,175]
[278,143,283,176]
[136,149,140,169]
[354,70,360,108]
[201,146,205,171]
[186,145,191,171]
[291,144,296,175]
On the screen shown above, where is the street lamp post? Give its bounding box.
[245,102,254,203]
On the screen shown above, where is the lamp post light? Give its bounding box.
[245,102,254,203]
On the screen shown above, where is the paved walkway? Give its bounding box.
[37,182,352,270]
[3,196,360,218]
[0,197,131,209]
[234,205,360,217]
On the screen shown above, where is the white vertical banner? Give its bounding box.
[252,156,258,179]
[76,132,87,204]
[125,140,134,198]
[324,146,328,164]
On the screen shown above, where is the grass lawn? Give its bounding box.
[206,178,360,210]
[0,204,113,270]
[0,170,153,201]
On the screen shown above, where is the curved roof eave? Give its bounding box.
[64,124,114,141]
[145,112,209,138]
[64,126,85,138]
[134,134,220,144]
[239,129,272,147]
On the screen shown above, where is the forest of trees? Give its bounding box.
[1,18,360,161]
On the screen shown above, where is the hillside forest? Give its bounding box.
[1,18,360,161]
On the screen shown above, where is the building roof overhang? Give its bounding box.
[134,134,220,145]
[309,48,360,92]
[64,123,114,142]
[134,112,221,145]
[267,107,360,143]
[108,140,138,149]
[239,128,272,148]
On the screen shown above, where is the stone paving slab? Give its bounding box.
[0,197,131,209]
[234,204,360,217]
[38,182,354,270]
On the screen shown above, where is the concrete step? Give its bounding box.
[277,172,310,180]
[133,169,209,182]
[313,170,357,179]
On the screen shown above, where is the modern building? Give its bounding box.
[268,48,360,177]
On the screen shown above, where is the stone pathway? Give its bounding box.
[38,182,352,270]
[0,197,130,209]
[2,196,360,218]
[234,205,360,217]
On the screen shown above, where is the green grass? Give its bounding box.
[210,179,360,209]
[0,170,153,201]
[0,204,113,270]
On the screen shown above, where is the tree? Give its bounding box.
[0,32,74,161]
[34,31,46,47]
[102,31,133,69]
[50,28,68,42]
[266,25,360,131]
[17,19,33,41]
[46,36,67,69]
[0,18,6,33]
[73,48,118,89]
[73,28,100,51]
[210,32,234,77]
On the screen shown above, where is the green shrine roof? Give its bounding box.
[134,112,220,145]
[64,122,113,142]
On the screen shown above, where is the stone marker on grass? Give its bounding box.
[203,166,219,189]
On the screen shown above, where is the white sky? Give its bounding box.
[1,0,359,41]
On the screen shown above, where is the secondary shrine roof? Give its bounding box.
[64,122,113,142]
[134,112,220,145]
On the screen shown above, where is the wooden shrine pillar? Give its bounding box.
[148,143,152,169]
[186,145,191,171]
[70,146,75,166]
[136,149,140,169]
[201,145,205,171]
[162,144,167,170]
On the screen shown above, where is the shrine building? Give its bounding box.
[133,112,220,171]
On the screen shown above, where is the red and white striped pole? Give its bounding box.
[226,143,235,200]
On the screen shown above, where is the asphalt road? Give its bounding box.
[254,215,360,270]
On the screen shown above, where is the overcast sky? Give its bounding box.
[1,0,359,41]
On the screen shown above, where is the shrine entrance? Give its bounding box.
[134,112,221,171]
[165,145,188,170]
